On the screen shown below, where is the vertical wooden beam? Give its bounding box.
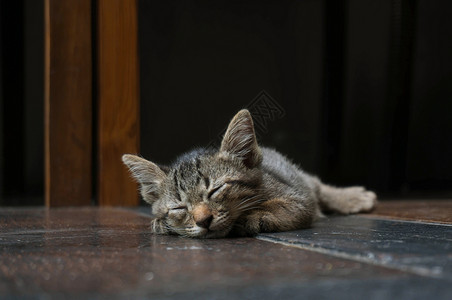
[0,6,2,204]
[98,0,140,206]
[44,0,92,206]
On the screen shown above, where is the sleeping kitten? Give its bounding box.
[122,109,377,238]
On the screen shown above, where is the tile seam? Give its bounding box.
[256,235,446,280]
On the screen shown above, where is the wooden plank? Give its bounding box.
[44,0,92,206]
[97,0,140,206]
[367,200,452,225]
[0,1,3,204]
[0,20,2,203]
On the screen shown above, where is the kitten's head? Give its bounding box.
[122,109,263,238]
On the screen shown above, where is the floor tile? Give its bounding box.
[258,215,452,278]
[0,207,430,299]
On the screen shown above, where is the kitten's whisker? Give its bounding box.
[238,206,261,212]
[233,195,260,209]
[236,196,265,211]
[237,203,263,212]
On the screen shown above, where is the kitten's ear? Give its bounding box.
[122,154,166,202]
[220,109,262,168]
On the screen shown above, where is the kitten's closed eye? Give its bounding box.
[171,206,187,211]
[168,206,187,219]
[207,184,225,198]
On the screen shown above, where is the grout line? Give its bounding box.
[256,235,445,279]
[357,215,452,227]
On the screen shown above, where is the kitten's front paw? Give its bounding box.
[230,213,264,236]
[339,187,377,214]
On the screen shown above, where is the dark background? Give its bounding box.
[1,0,452,205]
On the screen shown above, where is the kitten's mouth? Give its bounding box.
[186,220,233,238]
[193,227,228,239]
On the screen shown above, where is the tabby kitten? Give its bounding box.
[122,109,377,238]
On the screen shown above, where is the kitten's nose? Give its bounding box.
[196,214,213,229]
[193,203,214,229]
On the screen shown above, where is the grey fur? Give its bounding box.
[122,109,377,238]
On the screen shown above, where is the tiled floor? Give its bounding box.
[0,201,451,299]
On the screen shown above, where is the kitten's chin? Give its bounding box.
[189,228,230,239]
[182,221,235,238]
[203,230,230,239]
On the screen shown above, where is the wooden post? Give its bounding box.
[44,0,92,207]
[97,0,140,206]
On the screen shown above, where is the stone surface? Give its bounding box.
[259,215,452,278]
[0,206,451,299]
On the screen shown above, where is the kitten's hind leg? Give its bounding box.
[316,181,377,214]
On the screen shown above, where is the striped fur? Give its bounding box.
[122,109,377,238]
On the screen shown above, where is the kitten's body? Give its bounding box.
[123,110,376,238]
